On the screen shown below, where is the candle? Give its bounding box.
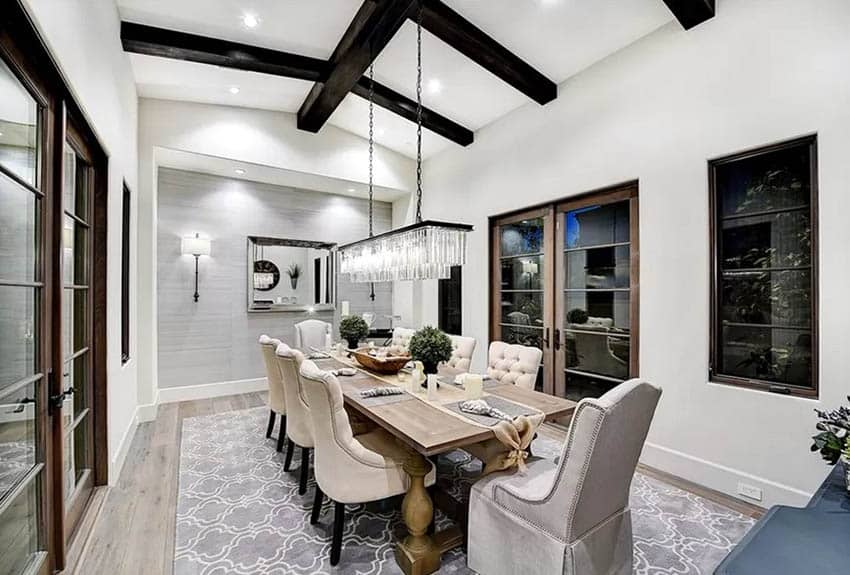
[427,374,439,401]
[341,300,350,316]
[465,374,483,399]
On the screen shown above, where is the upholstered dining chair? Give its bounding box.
[487,341,543,390]
[467,379,662,575]
[390,326,416,349]
[275,343,314,495]
[294,319,332,351]
[299,360,437,566]
[441,334,476,374]
[258,335,287,451]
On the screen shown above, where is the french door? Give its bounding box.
[1,5,106,573]
[490,183,639,400]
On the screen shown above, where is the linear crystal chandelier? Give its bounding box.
[338,3,472,283]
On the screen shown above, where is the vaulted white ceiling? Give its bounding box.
[119,0,674,159]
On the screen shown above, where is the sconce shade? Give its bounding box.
[182,234,211,257]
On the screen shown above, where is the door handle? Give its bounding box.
[554,328,561,351]
[543,327,550,349]
[49,387,75,411]
[10,397,35,414]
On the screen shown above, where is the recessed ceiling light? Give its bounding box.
[242,13,260,28]
[426,78,442,94]
[347,188,356,193]
[229,86,240,94]
[234,168,246,175]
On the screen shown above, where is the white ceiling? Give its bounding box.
[119,0,674,159]
[155,147,408,202]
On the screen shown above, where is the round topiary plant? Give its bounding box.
[408,326,453,375]
[339,316,369,349]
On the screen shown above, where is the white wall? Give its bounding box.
[137,99,415,408]
[22,0,140,483]
[417,0,850,507]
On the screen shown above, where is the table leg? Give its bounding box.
[395,452,440,575]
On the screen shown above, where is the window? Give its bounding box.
[121,183,130,364]
[709,136,817,397]
[438,265,462,334]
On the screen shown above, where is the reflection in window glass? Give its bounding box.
[500,218,544,257]
[0,59,38,187]
[565,203,629,249]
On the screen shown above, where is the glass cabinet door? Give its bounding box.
[555,185,639,401]
[0,57,47,575]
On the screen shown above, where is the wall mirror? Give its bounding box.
[247,236,336,312]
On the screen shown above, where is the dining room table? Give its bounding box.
[313,352,577,575]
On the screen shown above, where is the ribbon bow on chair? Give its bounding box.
[483,412,545,476]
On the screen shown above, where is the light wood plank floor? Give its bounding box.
[68,392,762,574]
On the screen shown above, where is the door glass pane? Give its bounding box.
[63,146,88,222]
[0,59,39,187]
[563,371,620,402]
[565,203,629,249]
[63,215,88,286]
[62,355,88,427]
[0,287,37,392]
[565,246,629,290]
[499,324,543,348]
[501,255,543,291]
[500,218,544,257]
[63,422,89,502]
[0,379,38,498]
[0,173,39,283]
[565,331,630,380]
[565,291,630,332]
[500,292,543,327]
[0,476,42,575]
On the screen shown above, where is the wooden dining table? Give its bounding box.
[314,355,577,575]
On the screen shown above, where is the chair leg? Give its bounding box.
[310,484,324,525]
[276,415,287,452]
[283,440,295,472]
[299,447,310,495]
[330,501,345,566]
[265,410,276,438]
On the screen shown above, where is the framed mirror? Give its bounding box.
[247,236,336,312]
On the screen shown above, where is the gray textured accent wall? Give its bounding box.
[157,168,393,389]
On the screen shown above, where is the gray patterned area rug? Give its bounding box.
[174,408,754,574]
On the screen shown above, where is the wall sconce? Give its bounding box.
[181,233,211,302]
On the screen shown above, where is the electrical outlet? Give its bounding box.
[737,482,763,501]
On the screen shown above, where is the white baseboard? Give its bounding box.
[110,409,140,486]
[641,441,812,509]
[136,388,159,423]
[157,377,268,404]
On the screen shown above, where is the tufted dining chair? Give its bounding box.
[258,335,287,451]
[441,334,476,374]
[275,342,314,495]
[299,359,436,566]
[467,379,662,575]
[390,326,416,351]
[294,319,332,351]
[487,341,543,390]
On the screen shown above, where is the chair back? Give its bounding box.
[487,341,542,389]
[548,379,661,543]
[391,327,416,349]
[294,319,332,351]
[258,335,286,413]
[444,334,476,372]
[275,343,312,447]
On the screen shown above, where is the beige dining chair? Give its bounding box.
[298,359,436,566]
[442,334,476,374]
[258,335,287,451]
[294,319,332,351]
[275,342,314,495]
[390,326,416,349]
[467,379,662,575]
[487,341,543,390]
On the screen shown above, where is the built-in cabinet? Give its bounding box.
[490,182,639,400]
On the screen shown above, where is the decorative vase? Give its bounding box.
[290,277,298,290]
[345,338,360,350]
[421,361,439,375]
[842,455,850,495]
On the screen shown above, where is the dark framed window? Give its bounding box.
[438,265,462,334]
[121,183,130,364]
[709,135,818,397]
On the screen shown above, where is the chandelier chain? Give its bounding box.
[368,63,374,238]
[415,1,423,223]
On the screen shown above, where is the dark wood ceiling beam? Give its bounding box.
[121,21,327,82]
[417,0,557,105]
[297,0,418,133]
[352,78,473,146]
[661,0,715,30]
[120,21,474,146]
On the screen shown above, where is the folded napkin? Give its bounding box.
[332,367,357,377]
[360,387,404,398]
[459,399,512,421]
[484,413,545,476]
[454,373,490,385]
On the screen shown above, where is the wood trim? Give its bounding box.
[92,147,109,485]
[708,135,818,399]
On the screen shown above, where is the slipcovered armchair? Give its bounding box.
[487,341,543,390]
[258,335,286,451]
[467,379,662,575]
[294,319,332,351]
[275,343,313,495]
[389,326,416,354]
[441,334,476,374]
[299,360,436,566]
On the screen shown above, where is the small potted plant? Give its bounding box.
[339,315,369,350]
[810,396,850,494]
[286,263,301,290]
[408,326,453,375]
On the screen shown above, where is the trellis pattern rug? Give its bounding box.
[174,408,754,574]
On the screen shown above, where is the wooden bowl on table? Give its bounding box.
[349,348,411,375]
